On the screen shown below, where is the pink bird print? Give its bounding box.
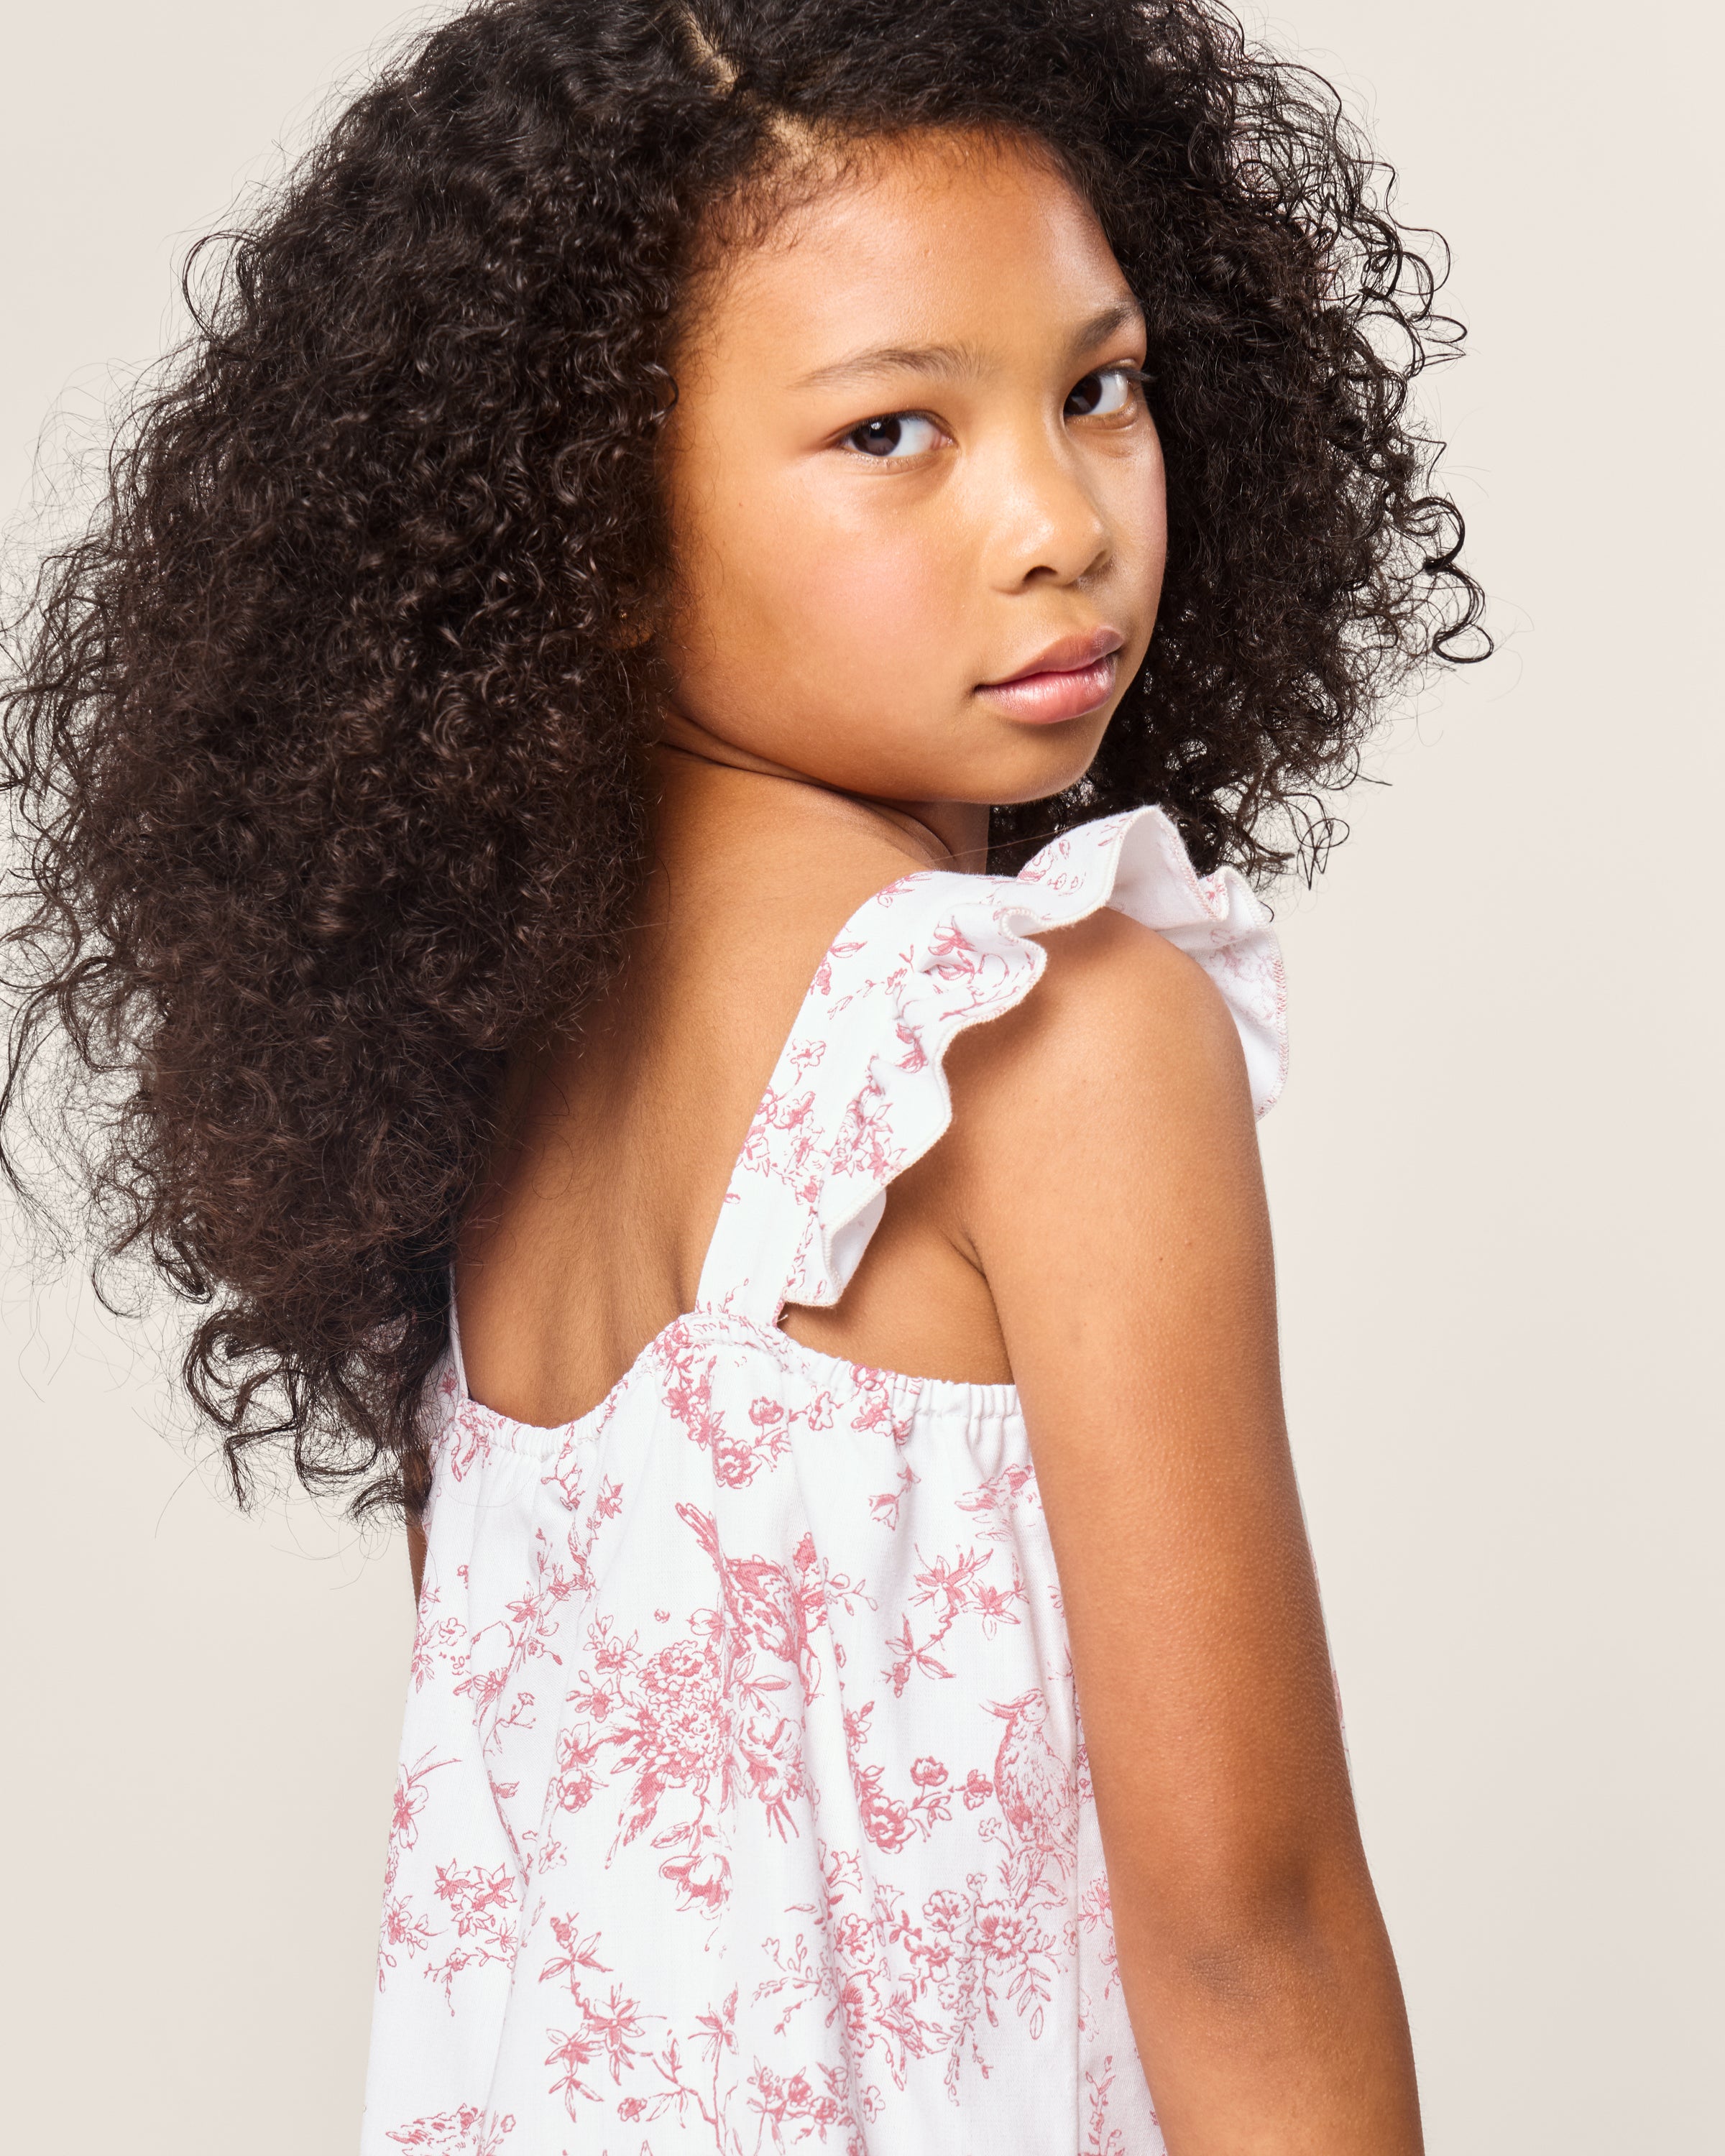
[678,1503,810,1680]
[985,1689,1079,1898]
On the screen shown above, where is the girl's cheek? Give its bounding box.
[767,516,959,663]
[668,518,961,737]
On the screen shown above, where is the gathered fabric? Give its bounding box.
[362,805,1287,2155]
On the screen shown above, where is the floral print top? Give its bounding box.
[362,804,1288,2155]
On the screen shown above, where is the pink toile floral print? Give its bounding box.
[362,806,1282,2154]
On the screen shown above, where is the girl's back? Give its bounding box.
[453,760,1021,1440]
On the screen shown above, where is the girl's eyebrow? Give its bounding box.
[794,339,986,392]
[794,300,1144,394]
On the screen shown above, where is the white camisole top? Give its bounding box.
[361,803,1287,2155]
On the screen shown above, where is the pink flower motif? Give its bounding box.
[554,1765,594,1812]
[661,1846,730,1915]
[858,1786,913,1854]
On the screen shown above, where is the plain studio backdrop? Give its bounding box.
[2,4,1719,2149]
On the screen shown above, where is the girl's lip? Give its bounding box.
[976,636,1123,724]
[985,628,1125,686]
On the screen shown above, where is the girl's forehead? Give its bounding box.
[684,129,1138,374]
[735,126,1092,264]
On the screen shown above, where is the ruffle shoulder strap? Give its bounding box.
[696,805,1288,1327]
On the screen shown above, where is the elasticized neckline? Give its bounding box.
[441,1302,1023,1457]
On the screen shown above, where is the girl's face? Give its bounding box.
[658,128,1166,814]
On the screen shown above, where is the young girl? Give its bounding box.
[2,1,1483,2150]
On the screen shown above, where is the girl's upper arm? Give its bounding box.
[944,903,1359,1943]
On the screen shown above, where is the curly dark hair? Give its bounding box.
[1,0,1485,1526]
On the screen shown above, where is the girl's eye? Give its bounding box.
[844,413,942,459]
[1064,367,1141,419]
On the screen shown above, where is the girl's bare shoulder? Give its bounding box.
[924,903,1270,1410]
[944,901,1256,1187]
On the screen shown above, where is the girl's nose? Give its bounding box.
[985,429,1112,591]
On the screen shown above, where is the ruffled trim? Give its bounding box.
[767,804,1287,1314]
[1016,806,1287,1112]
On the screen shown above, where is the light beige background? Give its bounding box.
[3,3,1719,2149]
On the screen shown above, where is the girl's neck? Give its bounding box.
[647,711,993,879]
